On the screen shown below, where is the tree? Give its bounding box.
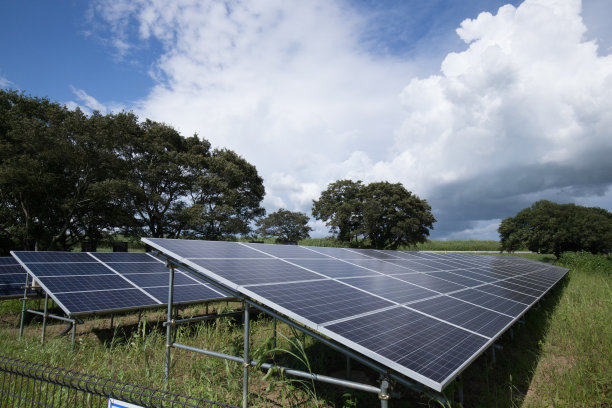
[0,90,125,250]
[256,208,312,242]
[121,120,210,238]
[360,182,436,249]
[312,179,436,249]
[184,149,266,240]
[499,200,612,257]
[0,89,266,249]
[312,180,363,242]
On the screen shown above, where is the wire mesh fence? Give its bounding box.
[0,355,238,408]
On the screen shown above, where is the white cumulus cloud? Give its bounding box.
[91,0,612,239]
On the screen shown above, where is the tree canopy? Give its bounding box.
[0,89,265,251]
[256,208,312,243]
[312,180,436,249]
[499,200,612,257]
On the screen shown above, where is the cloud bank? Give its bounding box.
[92,0,612,239]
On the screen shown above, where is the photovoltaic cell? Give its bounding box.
[0,257,33,299]
[289,259,382,278]
[191,258,322,286]
[338,276,438,304]
[244,279,394,325]
[243,243,327,259]
[11,251,232,317]
[324,306,489,385]
[407,296,513,337]
[347,259,421,275]
[142,238,569,392]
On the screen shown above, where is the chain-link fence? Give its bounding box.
[0,355,238,408]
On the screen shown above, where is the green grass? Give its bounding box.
[412,240,503,251]
[1,251,610,407]
[250,237,506,251]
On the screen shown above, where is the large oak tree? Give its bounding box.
[312,179,435,249]
[499,200,612,257]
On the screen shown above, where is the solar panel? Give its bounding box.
[10,251,232,317]
[0,257,33,299]
[142,238,568,392]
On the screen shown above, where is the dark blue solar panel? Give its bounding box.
[106,262,168,274]
[393,273,466,293]
[338,276,438,304]
[0,257,19,265]
[347,248,400,259]
[123,272,196,287]
[246,279,394,325]
[12,252,94,263]
[347,259,422,275]
[143,238,570,392]
[0,262,30,298]
[191,259,322,286]
[11,251,231,316]
[384,260,441,272]
[243,243,328,259]
[57,289,159,315]
[302,246,373,260]
[325,306,488,384]
[475,284,537,305]
[26,263,113,277]
[408,296,513,337]
[145,238,270,259]
[450,268,499,283]
[93,252,157,262]
[145,285,226,304]
[424,271,486,286]
[491,280,544,298]
[405,259,460,270]
[449,289,528,316]
[289,259,381,278]
[42,274,132,293]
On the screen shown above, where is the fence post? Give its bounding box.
[19,274,30,340]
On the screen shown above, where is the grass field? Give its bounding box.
[0,249,610,407]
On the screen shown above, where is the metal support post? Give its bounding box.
[346,356,351,380]
[41,293,49,345]
[491,344,503,364]
[379,377,390,408]
[165,265,175,384]
[456,375,464,406]
[19,275,30,340]
[110,314,114,330]
[272,317,277,349]
[243,303,250,408]
[71,322,77,350]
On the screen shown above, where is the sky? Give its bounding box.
[2,0,612,240]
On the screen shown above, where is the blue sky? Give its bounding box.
[2,0,612,240]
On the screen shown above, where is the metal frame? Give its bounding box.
[159,256,450,407]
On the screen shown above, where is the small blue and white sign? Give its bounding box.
[108,398,144,408]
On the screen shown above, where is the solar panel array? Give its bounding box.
[143,238,569,392]
[0,257,34,299]
[10,251,231,317]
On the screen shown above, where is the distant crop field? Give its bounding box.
[0,251,609,407]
